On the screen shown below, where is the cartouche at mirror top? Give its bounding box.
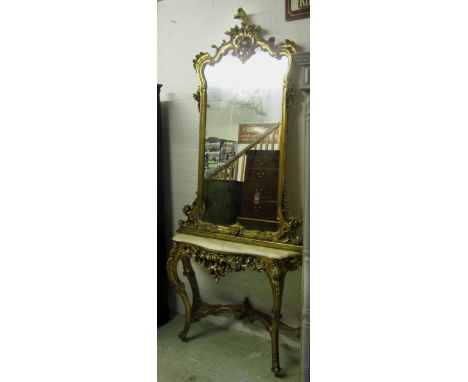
[178,8,303,251]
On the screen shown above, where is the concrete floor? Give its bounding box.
[157,315,301,382]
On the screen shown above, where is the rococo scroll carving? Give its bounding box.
[269,262,283,296]
[226,8,262,63]
[273,192,302,245]
[174,242,302,284]
[193,8,298,72]
[178,197,199,229]
[178,193,302,247]
[178,242,268,282]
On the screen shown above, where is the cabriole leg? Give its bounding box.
[266,261,287,377]
[166,242,192,341]
[181,256,202,317]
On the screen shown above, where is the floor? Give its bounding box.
[157,315,301,382]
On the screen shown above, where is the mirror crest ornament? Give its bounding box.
[178,8,303,251]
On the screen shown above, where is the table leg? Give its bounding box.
[266,261,287,377]
[166,242,193,341]
[181,256,202,317]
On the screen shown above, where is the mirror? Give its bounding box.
[178,8,302,250]
[203,50,287,230]
[204,50,286,178]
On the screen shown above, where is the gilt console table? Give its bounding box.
[166,233,302,377]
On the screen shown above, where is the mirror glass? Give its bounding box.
[202,48,289,230]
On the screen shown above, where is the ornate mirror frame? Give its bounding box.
[178,8,303,251]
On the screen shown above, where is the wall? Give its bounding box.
[157,0,309,343]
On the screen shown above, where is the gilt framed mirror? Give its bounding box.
[178,8,303,251]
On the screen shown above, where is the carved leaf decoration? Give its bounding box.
[278,193,303,244]
[179,243,269,282]
[222,8,263,63]
[269,262,283,296]
[178,197,199,228]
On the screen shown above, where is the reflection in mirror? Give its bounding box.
[202,48,289,230]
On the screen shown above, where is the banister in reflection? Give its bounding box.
[206,123,280,181]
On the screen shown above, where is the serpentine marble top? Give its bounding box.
[173,233,301,259]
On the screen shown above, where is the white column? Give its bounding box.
[293,52,310,382]
[301,93,310,382]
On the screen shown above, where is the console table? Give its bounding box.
[166,233,302,377]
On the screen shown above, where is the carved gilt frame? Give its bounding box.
[178,8,303,251]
